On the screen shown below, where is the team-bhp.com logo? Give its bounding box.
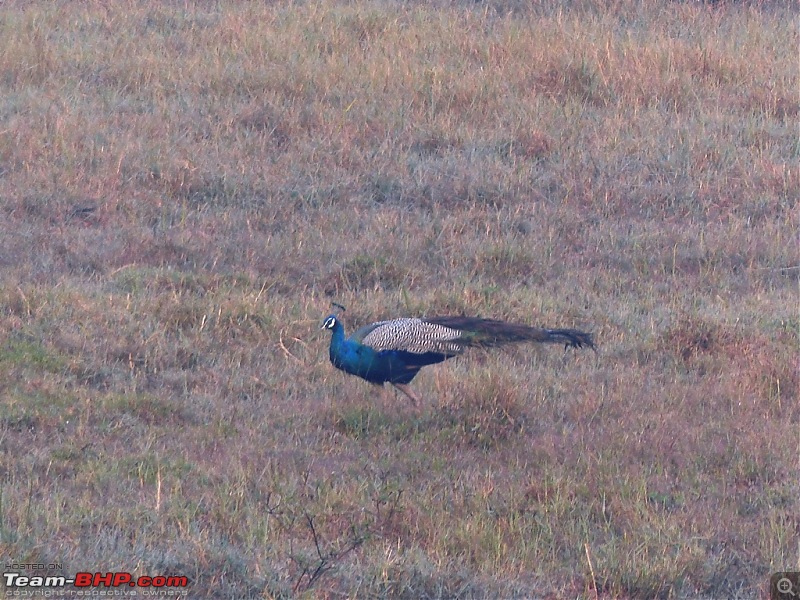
[4,570,189,595]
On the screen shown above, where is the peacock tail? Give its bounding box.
[423,316,594,350]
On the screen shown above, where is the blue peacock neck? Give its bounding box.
[328,319,348,363]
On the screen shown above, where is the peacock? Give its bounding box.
[321,304,594,405]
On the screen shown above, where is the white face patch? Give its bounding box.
[322,316,337,329]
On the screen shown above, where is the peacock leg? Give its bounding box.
[392,383,421,406]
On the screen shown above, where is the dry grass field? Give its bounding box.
[0,0,798,598]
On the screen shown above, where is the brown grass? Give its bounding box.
[0,0,797,598]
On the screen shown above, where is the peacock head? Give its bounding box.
[320,303,346,331]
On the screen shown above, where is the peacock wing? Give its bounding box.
[354,318,466,355]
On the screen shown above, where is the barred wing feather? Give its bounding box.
[355,318,465,355]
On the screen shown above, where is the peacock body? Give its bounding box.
[321,310,594,405]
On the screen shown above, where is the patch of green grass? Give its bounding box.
[332,405,393,439]
[116,455,195,486]
[1,337,67,373]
